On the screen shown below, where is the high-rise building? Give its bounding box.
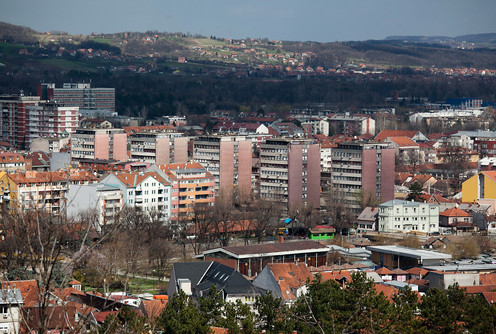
[0,95,40,149]
[38,83,115,112]
[258,138,320,209]
[331,141,395,213]
[193,135,252,197]
[70,128,127,163]
[124,125,189,164]
[25,102,79,149]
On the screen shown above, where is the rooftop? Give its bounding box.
[367,245,452,261]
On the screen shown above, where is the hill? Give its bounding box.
[2,21,496,71]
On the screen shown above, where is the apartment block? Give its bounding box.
[71,128,127,163]
[38,83,115,112]
[378,199,439,234]
[193,135,252,197]
[100,171,172,223]
[66,183,124,228]
[331,141,395,213]
[25,102,79,149]
[259,138,320,208]
[0,170,98,215]
[0,95,40,149]
[148,162,215,225]
[124,126,189,164]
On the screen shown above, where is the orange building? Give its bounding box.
[150,162,215,223]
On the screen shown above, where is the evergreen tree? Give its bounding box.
[156,290,211,334]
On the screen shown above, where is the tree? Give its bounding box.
[419,284,468,334]
[254,292,293,334]
[98,306,147,334]
[156,290,210,334]
[406,182,424,202]
[249,199,282,244]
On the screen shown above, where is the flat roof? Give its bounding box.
[367,245,452,261]
[424,263,496,272]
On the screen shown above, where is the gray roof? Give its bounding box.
[194,262,260,296]
[357,207,379,222]
[424,263,496,272]
[0,289,23,305]
[367,245,452,261]
[379,199,432,208]
[172,262,213,287]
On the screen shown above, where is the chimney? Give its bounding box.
[177,279,192,296]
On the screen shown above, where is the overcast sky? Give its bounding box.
[3,0,496,42]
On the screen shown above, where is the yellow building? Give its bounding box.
[462,171,496,203]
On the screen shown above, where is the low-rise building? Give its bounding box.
[368,245,452,269]
[378,199,439,234]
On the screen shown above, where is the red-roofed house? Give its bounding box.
[100,171,172,222]
[252,262,313,304]
[439,207,476,233]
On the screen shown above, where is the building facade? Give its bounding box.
[331,141,395,213]
[124,126,188,164]
[70,128,127,163]
[38,83,115,112]
[148,162,215,225]
[259,138,320,209]
[100,172,172,223]
[378,200,439,234]
[193,135,252,197]
[0,95,40,149]
[25,102,79,149]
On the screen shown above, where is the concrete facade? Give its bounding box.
[378,200,439,234]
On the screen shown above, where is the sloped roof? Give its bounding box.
[194,262,259,296]
[439,207,472,217]
[463,285,496,294]
[388,136,419,147]
[140,299,167,320]
[171,262,213,288]
[374,283,399,302]
[391,268,408,275]
[375,130,420,142]
[357,207,379,222]
[265,263,313,300]
[319,271,352,285]
[376,267,394,275]
[480,273,496,286]
[112,171,169,188]
[482,291,496,304]
[406,267,428,277]
[481,171,496,183]
[0,152,24,163]
[420,194,450,204]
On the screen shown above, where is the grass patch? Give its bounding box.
[127,276,168,294]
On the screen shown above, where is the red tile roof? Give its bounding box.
[374,284,399,302]
[267,263,313,300]
[439,207,472,217]
[388,136,419,147]
[376,267,394,275]
[113,171,169,187]
[406,267,428,277]
[480,273,496,286]
[375,130,420,142]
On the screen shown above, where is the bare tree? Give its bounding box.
[249,199,282,244]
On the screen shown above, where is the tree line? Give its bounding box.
[101,272,496,334]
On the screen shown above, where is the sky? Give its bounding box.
[2,0,496,42]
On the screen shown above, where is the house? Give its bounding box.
[439,207,476,234]
[424,271,480,290]
[378,200,439,234]
[357,207,379,232]
[167,262,261,305]
[0,289,23,334]
[308,225,335,240]
[375,267,393,282]
[0,152,26,172]
[421,237,446,250]
[198,241,329,276]
[252,262,313,304]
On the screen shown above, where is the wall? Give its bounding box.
[306,144,321,208]
[237,140,252,198]
[288,144,303,207]
[94,134,110,160]
[219,141,234,196]
[174,137,189,164]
